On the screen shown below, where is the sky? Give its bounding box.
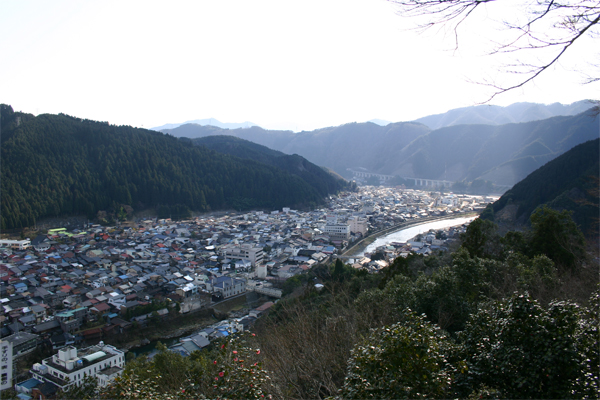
[1,0,598,132]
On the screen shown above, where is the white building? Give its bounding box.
[0,239,31,250]
[30,342,124,390]
[323,223,350,241]
[1,332,39,390]
[219,244,264,267]
[0,340,13,391]
[347,216,368,235]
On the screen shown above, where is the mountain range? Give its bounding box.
[161,103,599,188]
[413,100,594,130]
[154,101,593,132]
[152,118,257,131]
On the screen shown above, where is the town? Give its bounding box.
[0,186,494,398]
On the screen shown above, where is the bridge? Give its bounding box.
[347,168,453,188]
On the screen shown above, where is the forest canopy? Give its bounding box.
[0,105,349,229]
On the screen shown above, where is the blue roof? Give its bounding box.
[16,378,43,389]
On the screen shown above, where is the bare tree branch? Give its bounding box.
[389,0,600,99]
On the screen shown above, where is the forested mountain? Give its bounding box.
[163,106,599,187]
[413,100,594,130]
[0,105,348,229]
[484,138,599,238]
[189,135,350,197]
[394,108,599,186]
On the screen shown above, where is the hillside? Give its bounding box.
[486,138,599,238]
[163,107,599,187]
[189,135,350,197]
[0,105,347,230]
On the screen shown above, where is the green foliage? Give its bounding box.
[281,274,306,296]
[0,109,342,229]
[479,203,494,221]
[339,311,453,399]
[528,206,587,271]
[331,259,355,283]
[101,332,272,399]
[157,204,192,220]
[213,333,272,399]
[456,292,598,399]
[460,218,499,258]
[193,135,350,198]
[0,388,19,400]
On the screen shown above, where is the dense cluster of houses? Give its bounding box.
[0,187,491,396]
[349,223,471,273]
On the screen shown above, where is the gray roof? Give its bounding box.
[2,331,38,345]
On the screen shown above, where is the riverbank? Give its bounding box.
[113,292,272,355]
[342,211,480,257]
[103,307,219,352]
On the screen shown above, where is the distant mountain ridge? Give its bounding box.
[162,105,599,188]
[153,101,593,133]
[368,119,392,126]
[413,100,594,130]
[152,118,258,131]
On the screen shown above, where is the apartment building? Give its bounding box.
[219,244,264,267]
[30,342,124,390]
[323,223,350,241]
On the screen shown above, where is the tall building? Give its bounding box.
[0,332,39,390]
[0,340,13,391]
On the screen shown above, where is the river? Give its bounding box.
[350,216,477,258]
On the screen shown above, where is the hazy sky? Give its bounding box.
[1,0,597,131]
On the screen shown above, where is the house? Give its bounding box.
[14,282,28,293]
[31,381,59,399]
[55,307,88,333]
[90,302,111,316]
[209,276,246,299]
[169,333,210,356]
